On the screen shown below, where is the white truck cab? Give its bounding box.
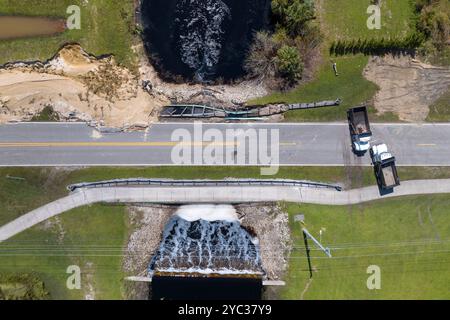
[353,134,371,152]
[347,106,372,155]
[370,143,392,162]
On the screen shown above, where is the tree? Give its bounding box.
[272,0,315,36]
[276,45,303,82]
[244,32,280,80]
[285,0,315,36]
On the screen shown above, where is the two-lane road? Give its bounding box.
[0,122,449,166]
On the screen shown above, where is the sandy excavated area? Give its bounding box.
[0,42,269,128]
[364,54,450,122]
[0,44,168,128]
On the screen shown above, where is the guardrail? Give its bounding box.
[160,99,342,119]
[287,98,342,110]
[67,179,342,193]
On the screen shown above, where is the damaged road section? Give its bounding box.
[0,44,168,128]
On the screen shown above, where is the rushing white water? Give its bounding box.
[175,0,231,81]
[148,205,263,276]
[176,204,238,222]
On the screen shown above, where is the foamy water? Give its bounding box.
[176,204,238,222]
[141,0,270,81]
[175,0,231,80]
[148,204,263,276]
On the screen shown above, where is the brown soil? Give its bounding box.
[236,203,291,281]
[122,205,174,300]
[364,54,450,122]
[0,42,270,127]
[0,44,168,128]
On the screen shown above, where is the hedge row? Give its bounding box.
[330,33,425,55]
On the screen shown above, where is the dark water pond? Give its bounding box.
[0,16,65,40]
[141,0,271,82]
[152,276,262,300]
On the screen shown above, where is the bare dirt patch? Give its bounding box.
[0,42,270,127]
[364,54,450,122]
[0,44,168,128]
[236,203,291,281]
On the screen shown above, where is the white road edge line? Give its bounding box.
[6,121,450,127]
[0,164,450,167]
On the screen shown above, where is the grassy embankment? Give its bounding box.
[250,0,416,122]
[0,0,137,69]
[2,166,450,299]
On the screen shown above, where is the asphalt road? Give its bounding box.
[0,122,449,166]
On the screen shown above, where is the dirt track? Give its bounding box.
[364,55,450,122]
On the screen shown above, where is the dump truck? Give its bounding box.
[347,106,372,154]
[370,143,400,190]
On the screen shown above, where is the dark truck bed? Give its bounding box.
[347,106,371,135]
[375,158,400,189]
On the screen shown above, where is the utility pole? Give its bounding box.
[295,215,332,279]
[302,229,313,278]
[302,228,332,258]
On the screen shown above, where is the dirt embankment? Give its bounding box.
[364,54,450,122]
[0,44,168,128]
[136,42,269,108]
[237,204,291,281]
[0,42,270,128]
[123,205,174,300]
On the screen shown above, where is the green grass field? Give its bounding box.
[0,0,137,69]
[251,0,415,122]
[282,195,450,299]
[322,0,414,40]
[0,204,127,300]
[250,54,381,122]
